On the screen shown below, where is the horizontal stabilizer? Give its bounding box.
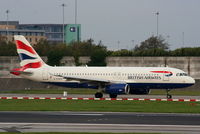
[10,70,33,76]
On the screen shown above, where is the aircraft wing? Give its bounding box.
[51,74,124,84]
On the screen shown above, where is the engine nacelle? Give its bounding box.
[129,88,151,95]
[105,84,130,95]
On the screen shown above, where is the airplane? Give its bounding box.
[10,35,195,99]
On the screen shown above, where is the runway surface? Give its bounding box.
[1,93,200,99]
[0,112,200,133]
[0,93,200,133]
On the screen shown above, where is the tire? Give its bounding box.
[109,94,118,98]
[95,92,103,98]
[167,94,172,99]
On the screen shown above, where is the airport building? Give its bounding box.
[0,21,81,44]
[0,21,46,45]
[65,24,81,43]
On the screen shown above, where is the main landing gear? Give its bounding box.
[166,89,172,99]
[95,85,104,98]
[95,92,103,98]
[94,92,118,98]
[94,84,119,98]
[109,94,118,98]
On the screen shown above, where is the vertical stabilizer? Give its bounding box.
[14,35,45,68]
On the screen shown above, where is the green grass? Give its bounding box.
[0,99,199,113]
[150,90,200,96]
[1,88,200,96]
[0,89,96,94]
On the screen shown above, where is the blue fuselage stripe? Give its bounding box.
[44,82,193,89]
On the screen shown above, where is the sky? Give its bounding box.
[0,0,200,50]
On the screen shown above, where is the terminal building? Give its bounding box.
[0,21,45,45]
[0,21,81,45]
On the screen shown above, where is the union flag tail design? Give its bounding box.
[14,35,44,68]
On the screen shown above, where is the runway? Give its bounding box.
[0,112,200,133]
[1,123,200,134]
[0,94,200,133]
[1,93,200,99]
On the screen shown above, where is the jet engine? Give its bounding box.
[105,84,130,95]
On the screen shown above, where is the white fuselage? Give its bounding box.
[12,35,195,98]
[22,66,195,89]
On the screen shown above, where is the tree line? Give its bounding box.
[0,35,200,66]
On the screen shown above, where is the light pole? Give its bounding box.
[132,40,134,48]
[75,0,78,24]
[61,3,66,43]
[182,32,185,47]
[117,41,120,50]
[155,12,159,37]
[6,10,9,42]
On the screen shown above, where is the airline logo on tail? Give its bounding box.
[15,35,43,68]
[10,35,44,76]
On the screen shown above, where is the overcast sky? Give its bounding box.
[0,0,200,50]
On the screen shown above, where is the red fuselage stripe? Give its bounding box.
[16,40,36,54]
[151,71,172,74]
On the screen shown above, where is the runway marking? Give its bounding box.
[1,123,200,133]
[0,97,200,102]
[60,114,104,116]
[0,122,200,128]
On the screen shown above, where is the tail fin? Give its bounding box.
[14,35,45,68]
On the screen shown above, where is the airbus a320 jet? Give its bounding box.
[10,35,195,98]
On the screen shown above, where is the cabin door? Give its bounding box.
[114,72,122,80]
[42,68,49,81]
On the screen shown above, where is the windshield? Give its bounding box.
[176,73,188,76]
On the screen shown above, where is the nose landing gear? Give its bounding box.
[166,89,172,99]
[95,92,103,98]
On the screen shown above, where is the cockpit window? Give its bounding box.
[176,73,188,76]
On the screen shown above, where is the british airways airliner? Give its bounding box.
[10,35,195,98]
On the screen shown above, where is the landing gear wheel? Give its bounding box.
[167,94,172,99]
[109,94,118,98]
[166,89,172,99]
[95,92,103,98]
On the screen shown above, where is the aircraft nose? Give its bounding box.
[189,77,195,84]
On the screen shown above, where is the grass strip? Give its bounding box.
[0,99,199,113]
[0,89,200,96]
[150,90,200,96]
[0,89,95,94]
[0,132,161,134]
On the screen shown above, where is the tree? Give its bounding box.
[88,49,107,66]
[111,49,133,56]
[34,39,50,56]
[135,35,169,51]
[171,47,200,56]
[47,44,68,66]
[133,48,169,56]
[0,36,17,56]
[88,45,107,66]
